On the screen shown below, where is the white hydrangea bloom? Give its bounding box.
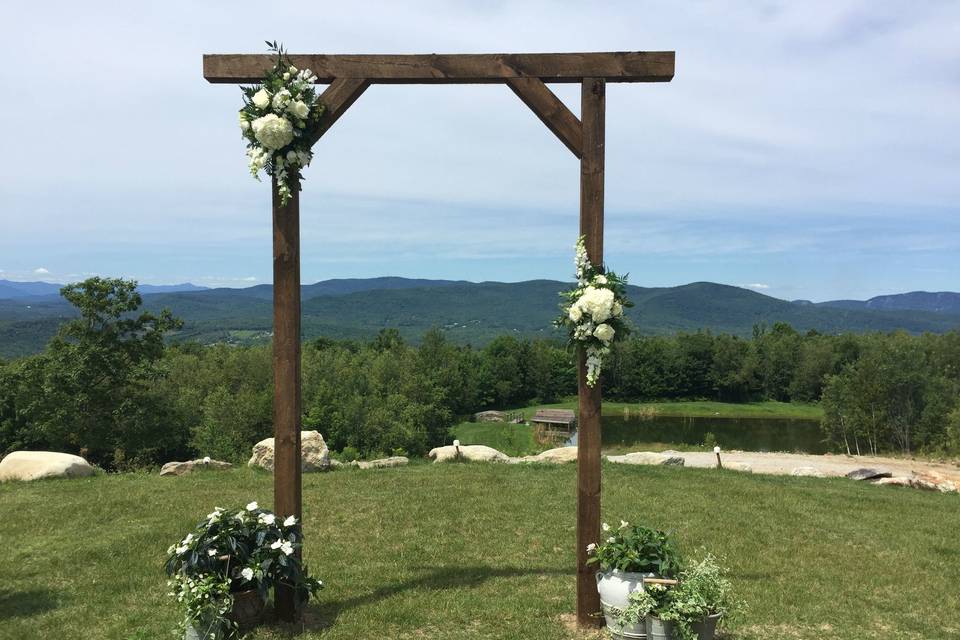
[251,114,294,150]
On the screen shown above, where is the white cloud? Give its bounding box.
[242,276,257,282]
[34,267,50,275]
[743,283,771,290]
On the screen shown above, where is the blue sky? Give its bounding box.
[1,1,957,301]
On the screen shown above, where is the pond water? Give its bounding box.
[566,414,828,454]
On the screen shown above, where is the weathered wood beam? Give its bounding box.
[203,51,674,84]
[306,78,369,146]
[506,78,582,159]
[576,77,605,629]
[272,173,302,622]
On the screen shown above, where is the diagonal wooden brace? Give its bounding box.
[507,77,582,159]
[307,78,370,146]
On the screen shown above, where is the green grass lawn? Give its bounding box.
[451,421,544,456]
[517,399,823,420]
[1,464,956,640]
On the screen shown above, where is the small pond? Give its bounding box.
[566,414,827,454]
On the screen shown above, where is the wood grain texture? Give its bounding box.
[576,77,605,629]
[506,77,582,158]
[271,174,302,622]
[203,51,675,84]
[306,78,370,145]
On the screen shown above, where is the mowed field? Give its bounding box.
[1,462,957,640]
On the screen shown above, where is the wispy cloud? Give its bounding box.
[33,267,49,275]
[0,1,956,301]
[743,283,771,290]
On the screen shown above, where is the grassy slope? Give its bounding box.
[1,465,957,640]
[517,399,824,420]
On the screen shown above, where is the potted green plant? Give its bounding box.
[165,502,324,639]
[587,521,682,638]
[617,554,740,640]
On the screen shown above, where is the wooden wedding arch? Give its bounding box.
[203,51,675,627]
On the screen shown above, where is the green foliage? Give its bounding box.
[618,554,741,640]
[587,522,682,576]
[0,277,183,467]
[165,503,322,637]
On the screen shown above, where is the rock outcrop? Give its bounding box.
[248,431,330,472]
[606,452,685,467]
[160,458,233,477]
[512,447,578,464]
[0,451,95,482]
[791,466,825,478]
[428,444,510,463]
[353,456,409,470]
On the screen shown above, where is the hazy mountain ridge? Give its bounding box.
[1,278,958,358]
[820,291,960,314]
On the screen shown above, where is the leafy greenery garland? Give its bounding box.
[239,41,327,205]
[165,502,323,637]
[586,521,682,576]
[555,236,632,386]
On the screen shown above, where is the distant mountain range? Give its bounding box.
[0,277,957,358]
[0,279,207,299]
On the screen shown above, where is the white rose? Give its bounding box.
[601,522,610,532]
[594,323,615,343]
[286,150,299,165]
[246,501,258,511]
[251,114,294,150]
[282,72,290,80]
[594,275,608,285]
[283,515,297,527]
[612,301,623,317]
[296,150,311,166]
[586,543,597,554]
[241,567,254,581]
[252,89,270,110]
[289,65,298,74]
[289,100,309,119]
[258,513,276,525]
[568,304,583,323]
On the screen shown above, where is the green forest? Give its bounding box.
[1,278,958,468]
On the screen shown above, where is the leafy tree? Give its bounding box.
[27,278,183,466]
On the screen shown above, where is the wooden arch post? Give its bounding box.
[203,51,674,626]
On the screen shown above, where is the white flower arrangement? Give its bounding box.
[239,41,327,206]
[165,502,323,637]
[556,236,632,386]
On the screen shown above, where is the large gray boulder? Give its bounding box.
[160,457,233,477]
[845,468,892,481]
[248,430,330,472]
[428,444,510,463]
[0,451,95,482]
[606,452,685,467]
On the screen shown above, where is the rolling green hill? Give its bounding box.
[1,279,958,358]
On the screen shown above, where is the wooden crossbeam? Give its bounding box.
[507,78,582,158]
[307,78,370,145]
[204,51,674,84]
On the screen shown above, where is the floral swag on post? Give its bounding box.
[556,237,632,386]
[239,41,326,206]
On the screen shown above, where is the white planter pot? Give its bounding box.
[596,569,655,639]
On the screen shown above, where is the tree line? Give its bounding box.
[1,278,958,468]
